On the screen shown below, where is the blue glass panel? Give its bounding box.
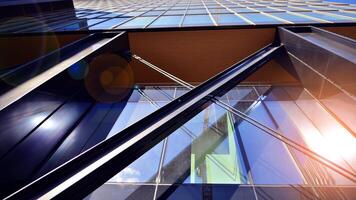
[149,15,182,27]
[86,19,107,27]
[81,13,106,19]
[55,20,83,31]
[324,0,354,3]
[89,184,155,200]
[89,18,129,29]
[297,11,352,22]
[99,13,123,18]
[258,86,356,184]
[121,11,145,17]
[271,12,318,23]
[323,11,356,18]
[118,17,157,28]
[107,102,159,138]
[255,7,280,12]
[276,6,307,12]
[241,13,285,24]
[209,8,230,14]
[161,103,249,184]
[109,141,163,183]
[233,8,256,13]
[187,9,207,15]
[213,14,248,25]
[142,10,165,16]
[164,10,186,15]
[182,15,214,27]
[237,103,304,184]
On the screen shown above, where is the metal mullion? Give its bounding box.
[247,6,294,24]
[6,44,280,200]
[314,10,356,20]
[132,48,356,183]
[226,93,259,200]
[214,0,255,25]
[144,4,176,28]
[201,0,218,26]
[154,86,251,187]
[252,86,318,197]
[303,88,356,138]
[136,88,168,200]
[110,4,160,29]
[285,88,356,174]
[109,9,142,29]
[215,100,356,182]
[272,7,332,23]
[286,5,336,23]
[179,0,191,27]
[287,52,355,101]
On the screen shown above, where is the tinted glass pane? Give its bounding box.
[213,14,248,25]
[89,18,129,29]
[209,8,230,14]
[241,13,285,24]
[118,17,157,28]
[142,10,165,16]
[182,15,214,26]
[149,16,182,27]
[85,19,107,27]
[297,11,352,22]
[0,50,179,195]
[161,104,249,184]
[255,7,280,12]
[271,12,317,23]
[233,8,256,13]
[324,11,356,18]
[186,9,207,15]
[164,10,186,15]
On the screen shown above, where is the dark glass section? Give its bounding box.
[0,41,178,197]
[87,55,356,199]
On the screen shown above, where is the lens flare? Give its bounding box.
[85,54,134,103]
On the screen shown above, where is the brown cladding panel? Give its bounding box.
[128,28,275,84]
[323,26,356,40]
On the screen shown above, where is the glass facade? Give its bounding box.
[0,0,355,32]
[85,59,356,199]
[0,0,355,199]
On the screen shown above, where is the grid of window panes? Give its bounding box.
[86,83,356,200]
[0,0,355,32]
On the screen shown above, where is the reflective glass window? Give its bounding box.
[149,16,182,27]
[89,18,129,29]
[255,7,281,12]
[142,10,165,16]
[213,14,248,25]
[118,17,157,28]
[209,8,231,14]
[297,11,352,22]
[186,9,207,15]
[241,13,285,24]
[233,8,256,13]
[271,12,317,23]
[182,15,214,26]
[323,11,356,18]
[164,10,186,15]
